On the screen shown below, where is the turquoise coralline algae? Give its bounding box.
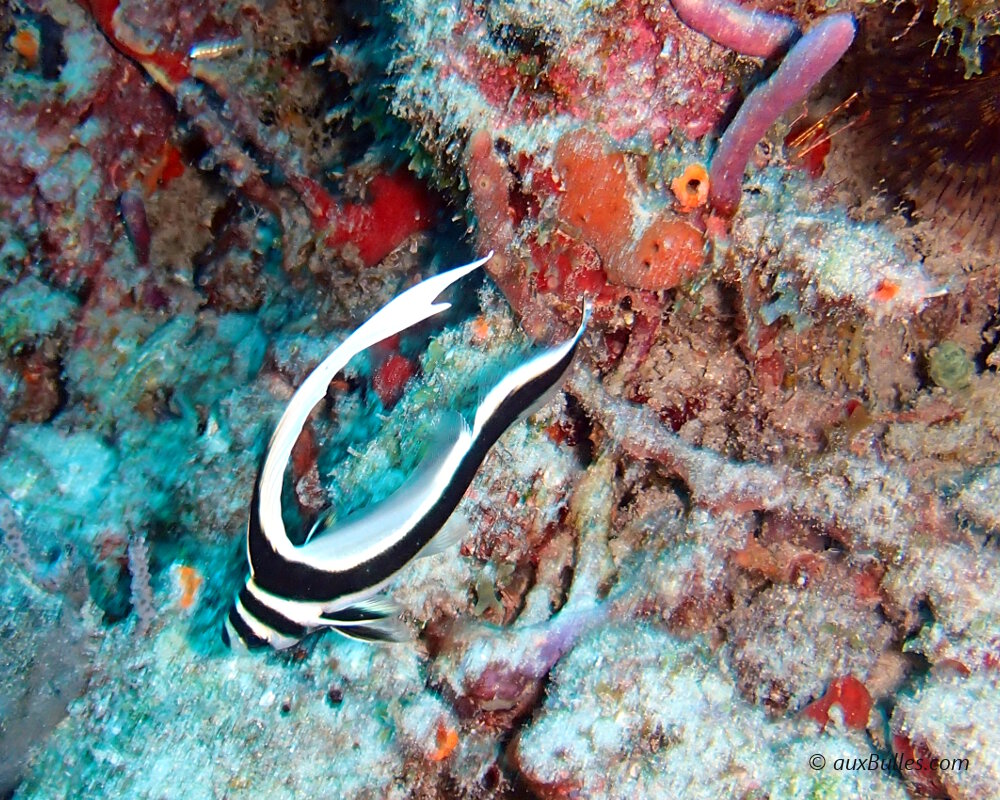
[1,0,999,798]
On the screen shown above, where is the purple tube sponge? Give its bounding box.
[670,0,799,58]
[708,13,857,216]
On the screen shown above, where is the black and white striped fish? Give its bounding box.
[223,254,591,650]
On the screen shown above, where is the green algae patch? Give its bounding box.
[928,342,974,391]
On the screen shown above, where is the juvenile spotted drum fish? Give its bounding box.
[224,254,591,649]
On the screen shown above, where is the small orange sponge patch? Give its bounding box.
[170,563,204,611]
[670,164,710,212]
[11,28,40,66]
[429,722,459,761]
[872,279,900,303]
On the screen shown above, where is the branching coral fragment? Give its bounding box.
[567,366,961,554]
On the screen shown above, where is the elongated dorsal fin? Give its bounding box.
[256,254,491,560]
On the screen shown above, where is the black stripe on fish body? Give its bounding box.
[238,585,310,640]
[245,475,340,602]
[248,327,585,603]
[227,603,270,649]
[246,487,338,600]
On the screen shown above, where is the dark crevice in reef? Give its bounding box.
[975,298,1000,372]
[560,391,595,468]
[838,2,1000,252]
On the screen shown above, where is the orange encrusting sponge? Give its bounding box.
[630,217,705,291]
[555,128,705,291]
[555,128,632,265]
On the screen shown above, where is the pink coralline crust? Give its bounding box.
[448,0,734,144]
[708,12,857,215]
[465,131,535,325]
[670,0,798,58]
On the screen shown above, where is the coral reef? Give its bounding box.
[2,0,999,797]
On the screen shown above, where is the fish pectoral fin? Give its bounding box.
[431,408,472,449]
[328,616,411,643]
[303,507,333,545]
[416,514,466,560]
[320,595,402,623]
[322,596,410,642]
